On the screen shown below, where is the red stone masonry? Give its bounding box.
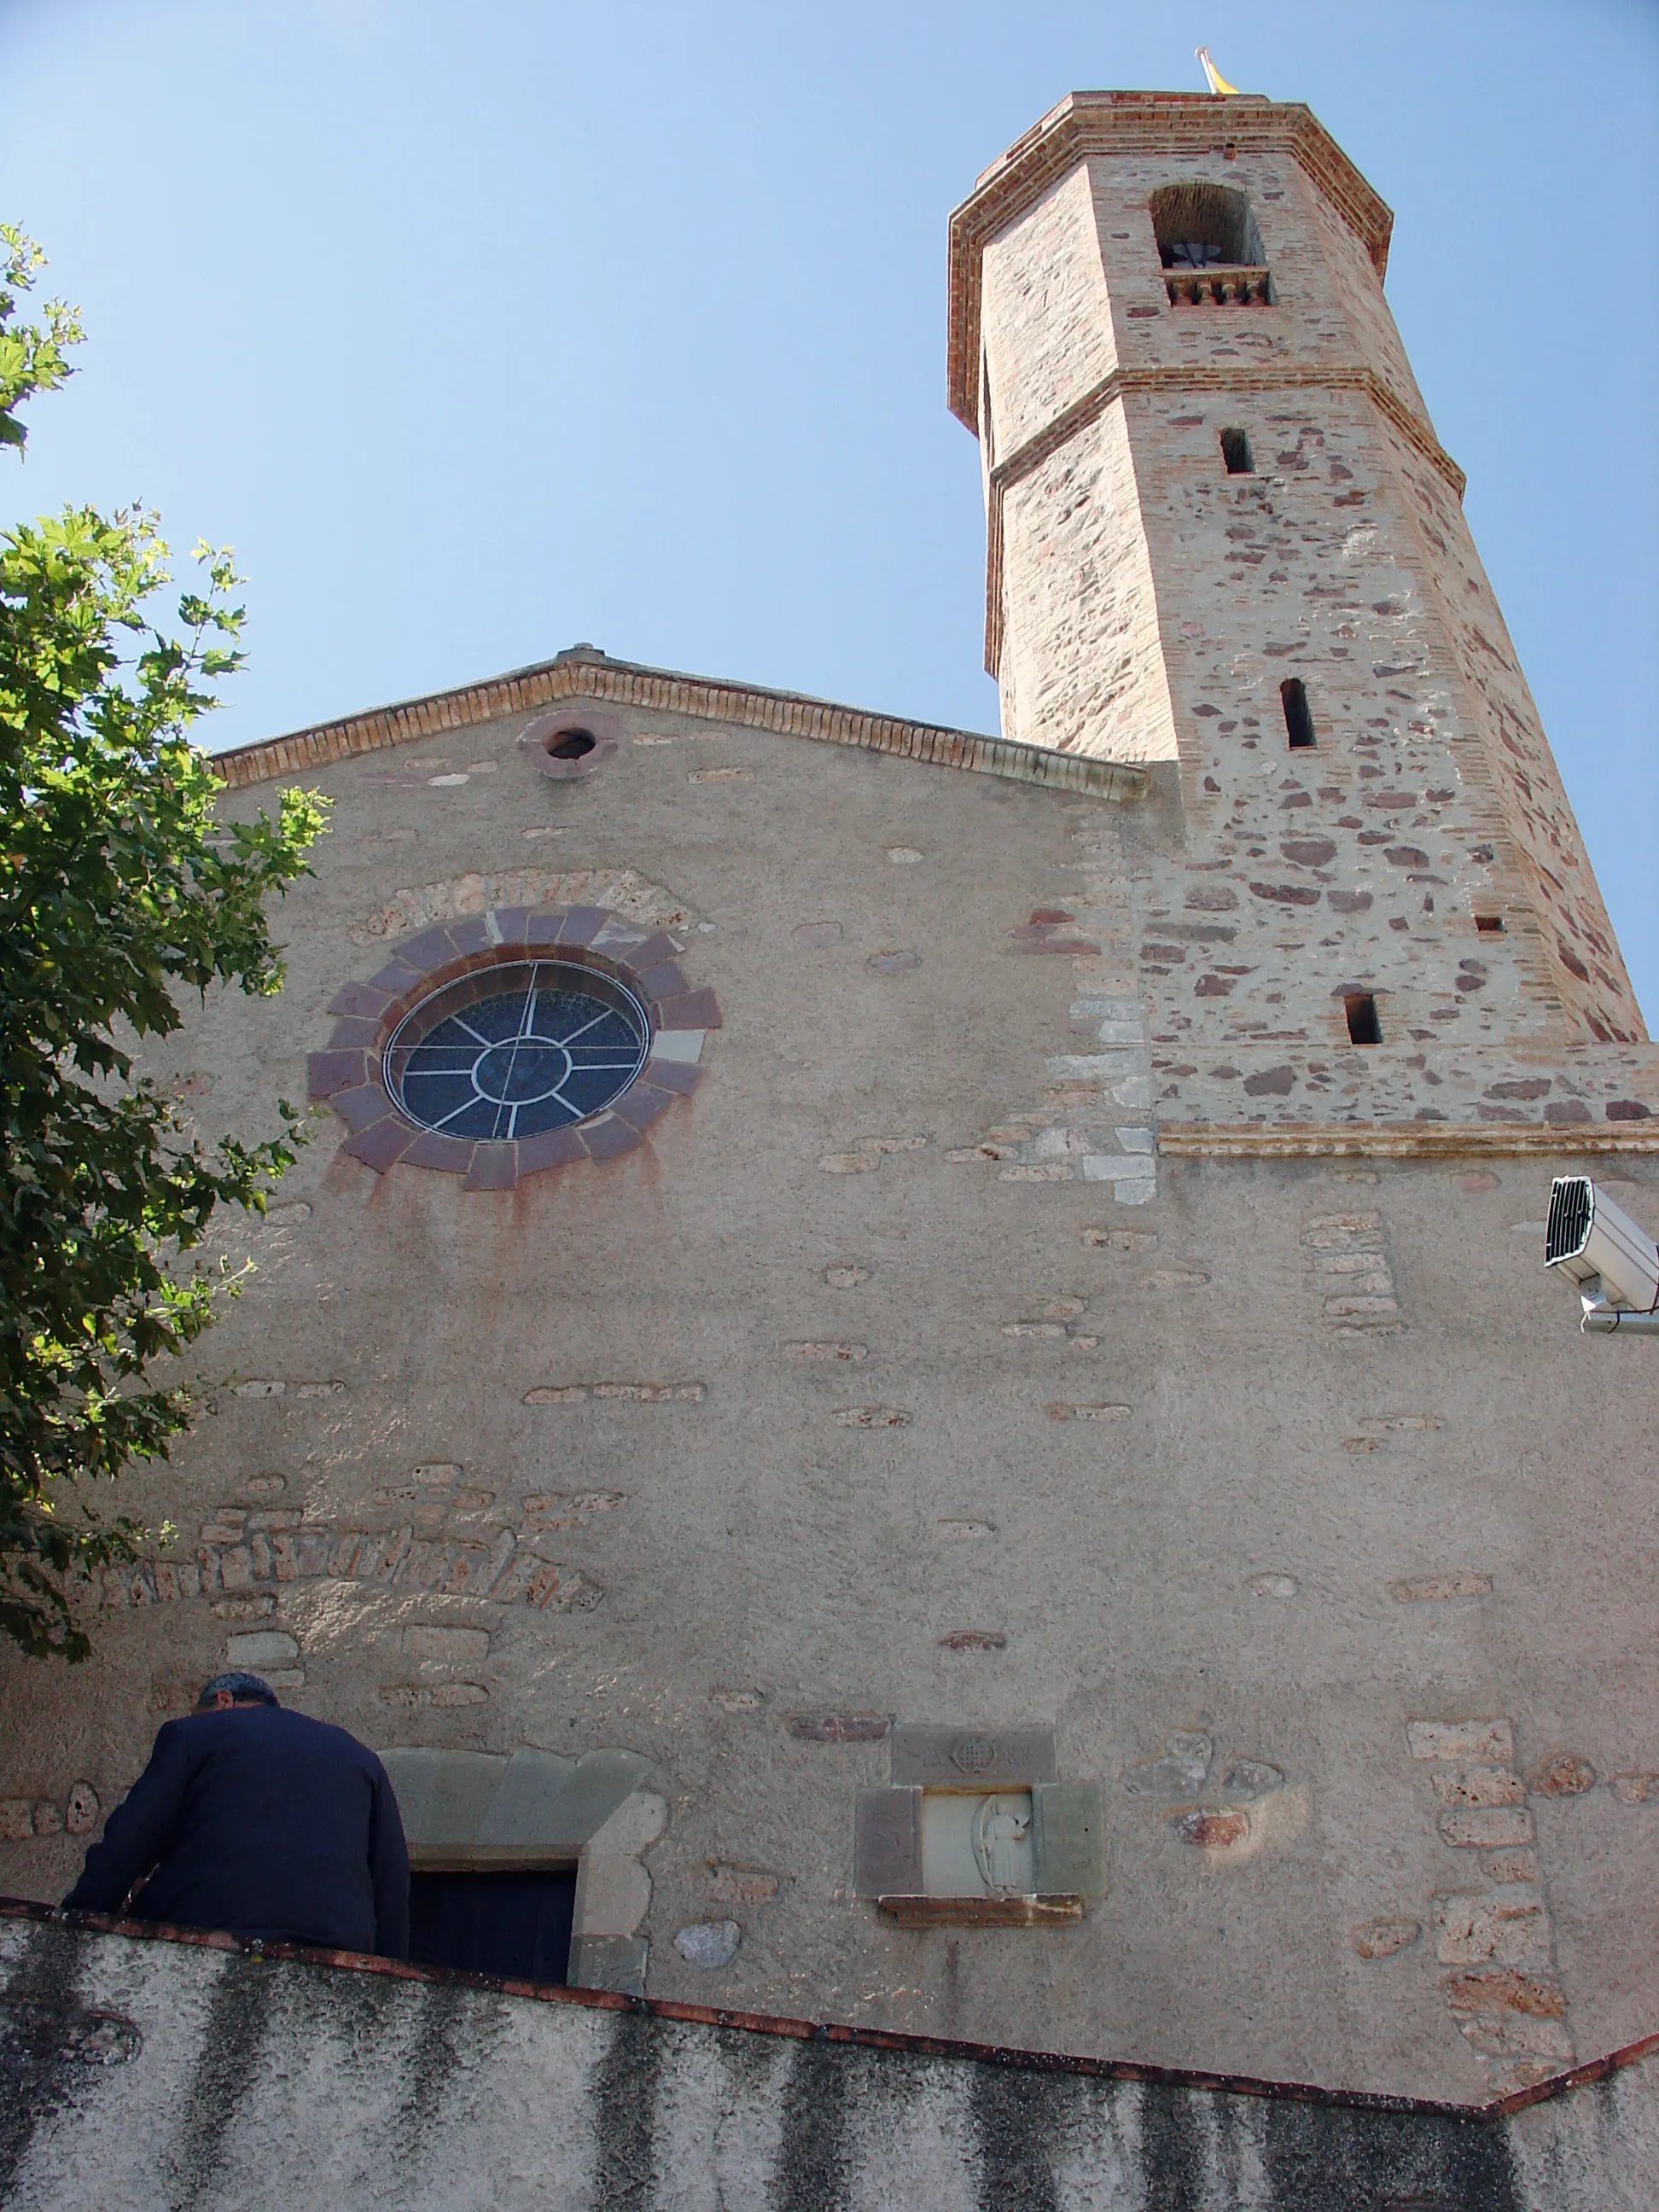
[306,905,719,1190]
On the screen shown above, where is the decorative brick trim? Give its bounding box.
[947,91,1396,432]
[1156,1122,1659,1160]
[212,649,1146,802]
[306,905,718,1189]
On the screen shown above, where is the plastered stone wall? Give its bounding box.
[993,407,1179,766]
[3,684,1658,2102]
[980,162,1121,463]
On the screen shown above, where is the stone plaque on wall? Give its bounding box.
[919,1790,1035,1896]
[889,1726,1057,1789]
[854,1776,1105,1919]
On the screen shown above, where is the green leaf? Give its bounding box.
[0,228,330,1658]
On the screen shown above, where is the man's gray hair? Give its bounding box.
[195,1671,280,1708]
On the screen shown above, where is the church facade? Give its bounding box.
[6,88,1658,2118]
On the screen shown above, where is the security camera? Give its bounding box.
[1545,1177,1659,1336]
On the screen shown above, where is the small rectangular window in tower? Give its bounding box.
[1344,992,1382,1045]
[1475,913,1505,934]
[1220,428,1254,474]
[1280,678,1316,750]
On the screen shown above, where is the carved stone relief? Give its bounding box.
[855,1724,1103,1927]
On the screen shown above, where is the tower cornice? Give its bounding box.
[947,91,1395,431]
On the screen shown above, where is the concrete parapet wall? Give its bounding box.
[1,1912,1656,2209]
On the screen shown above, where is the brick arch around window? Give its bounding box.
[306,905,719,1190]
[381,1744,664,1994]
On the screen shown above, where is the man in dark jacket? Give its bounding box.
[63,1672,410,1957]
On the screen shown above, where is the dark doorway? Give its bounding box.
[408,1869,576,1984]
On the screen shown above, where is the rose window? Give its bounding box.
[383,960,649,1141]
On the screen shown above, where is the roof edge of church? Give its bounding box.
[210,647,1149,803]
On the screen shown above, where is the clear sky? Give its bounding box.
[3,0,1655,1018]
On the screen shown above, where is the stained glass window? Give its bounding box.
[384,960,649,1141]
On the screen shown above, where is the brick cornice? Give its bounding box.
[212,650,1146,804]
[1156,1121,1659,1160]
[947,91,1395,433]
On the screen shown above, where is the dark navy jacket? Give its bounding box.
[63,1705,410,1957]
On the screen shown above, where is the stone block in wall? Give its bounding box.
[854,1787,922,1897]
[889,1727,1057,1789]
[568,1935,648,1997]
[573,1850,651,1942]
[474,1749,579,1846]
[381,1748,506,1848]
[1032,1783,1106,1897]
[528,1751,655,1852]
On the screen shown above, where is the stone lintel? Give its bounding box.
[890,1726,1058,1789]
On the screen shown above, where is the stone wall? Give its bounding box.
[960,99,1647,1048]
[7,682,1659,2099]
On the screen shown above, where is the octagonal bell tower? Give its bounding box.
[948,92,1645,1057]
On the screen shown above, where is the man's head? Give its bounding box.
[194,1672,280,1713]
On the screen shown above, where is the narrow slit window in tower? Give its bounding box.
[1280,678,1316,750]
[1344,993,1382,1046]
[1476,913,1506,934]
[1220,428,1254,474]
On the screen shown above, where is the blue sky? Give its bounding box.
[3,0,1655,1017]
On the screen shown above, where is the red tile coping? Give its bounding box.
[306,904,717,1190]
[209,646,1144,803]
[10,1898,1656,2123]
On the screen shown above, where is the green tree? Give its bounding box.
[0,228,329,1659]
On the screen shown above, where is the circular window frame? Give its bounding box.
[307,905,719,1190]
[517,709,620,780]
[384,958,653,1142]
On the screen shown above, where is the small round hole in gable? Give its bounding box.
[516,711,620,780]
